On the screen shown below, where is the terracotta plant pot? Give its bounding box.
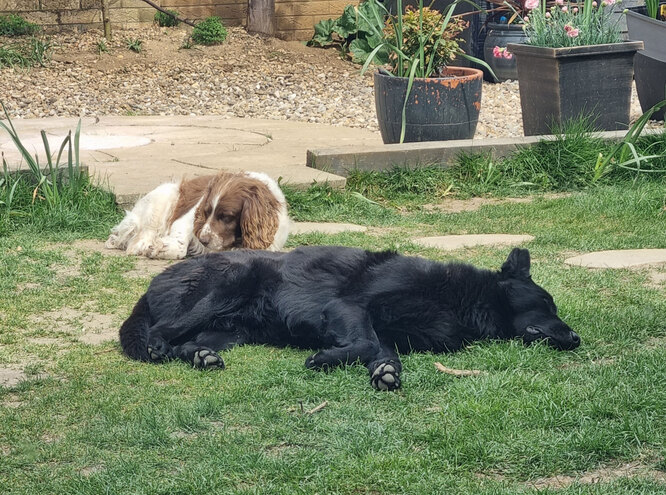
[373,67,483,144]
[507,41,644,136]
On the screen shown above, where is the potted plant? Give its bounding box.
[360,0,494,143]
[507,0,643,135]
[482,0,531,82]
[626,0,666,120]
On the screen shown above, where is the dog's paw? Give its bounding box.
[370,361,401,391]
[304,353,332,371]
[192,349,225,370]
[147,339,173,363]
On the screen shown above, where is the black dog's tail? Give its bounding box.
[119,294,152,361]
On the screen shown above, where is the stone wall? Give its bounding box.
[0,0,349,40]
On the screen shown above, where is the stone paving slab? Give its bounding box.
[564,249,666,269]
[290,222,368,235]
[413,234,535,251]
[1,116,382,206]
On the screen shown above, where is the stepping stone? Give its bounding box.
[412,234,534,251]
[290,222,367,235]
[0,368,27,388]
[564,249,666,269]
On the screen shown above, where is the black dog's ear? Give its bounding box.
[500,248,531,279]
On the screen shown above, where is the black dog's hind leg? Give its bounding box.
[367,342,402,391]
[171,330,248,370]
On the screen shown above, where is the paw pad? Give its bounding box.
[193,349,225,369]
[371,362,401,391]
[147,345,169,363]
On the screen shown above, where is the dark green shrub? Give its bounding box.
[0,14,40,37]
[191,16,227,46]
[154,9,179,27]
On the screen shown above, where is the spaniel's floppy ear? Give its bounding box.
[240,187,279,249]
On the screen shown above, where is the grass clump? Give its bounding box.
[0,105,121,237]
[0,14,40,37]
[347,119,666,204]
[154,9,179,27]
[191,16,227,46]
[0,37,53,68]
[125,38,142,53]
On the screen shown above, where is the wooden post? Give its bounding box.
[101,0,111,40]
[247,0,275,36]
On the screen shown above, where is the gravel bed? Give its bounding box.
[0,26,657,139]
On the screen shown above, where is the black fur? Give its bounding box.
[120,246,580,390]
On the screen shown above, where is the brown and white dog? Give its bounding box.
[105,171,289,259]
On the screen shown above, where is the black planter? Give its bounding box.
[483,22,528,82]
[634,52,666,120]
[373,67,483,143]
[626,4,666,60]
[507,42,644,136]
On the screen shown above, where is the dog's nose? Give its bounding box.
[570,331,581,348]
[199,233,210,245]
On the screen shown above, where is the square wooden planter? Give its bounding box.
[507,42,644,136]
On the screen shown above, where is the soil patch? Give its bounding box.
[0,368,27,388]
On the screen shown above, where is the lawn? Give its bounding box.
[1,156,665,493]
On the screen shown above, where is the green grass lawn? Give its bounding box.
[1,172,665,493]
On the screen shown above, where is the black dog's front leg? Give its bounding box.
[305,301,403,390]
[367,342,402,391]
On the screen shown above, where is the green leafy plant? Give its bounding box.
[359,0,493,143]
[524,0,624,47]
[27,37,53,67]
[126,38,143,53]
[308,2,389,64]
[0,102,84,210]
[645,0,658,19]
[154,9,180,27]
[0,36,52,68]
[191,16,227,46]
[383,5,468,75]
[0,43,29,68]
[592,99,666,182]
[0,14,40,37]
[96,39,108,54]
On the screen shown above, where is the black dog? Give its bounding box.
[120,246,580,390]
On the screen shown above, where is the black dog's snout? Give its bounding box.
[570,331,580,347]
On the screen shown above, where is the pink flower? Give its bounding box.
[546,11,551,17]
[524,0,540,10]
[503,50,513,59]
[555,0,563,5]
[493,46,502,58]
[567,27,580,37]
[561,5,568,12]
[592,1,597,6]
[564,24,572,32]
[524,15,529,21]
[572,6,578,12]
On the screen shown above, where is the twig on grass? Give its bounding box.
[434,362,485,377]
[306,401,328,414]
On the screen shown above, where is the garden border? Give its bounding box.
[306,128,665,176]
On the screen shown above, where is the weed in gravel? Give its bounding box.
[191,16,228,46]
[125,38,143,53]
[154,9,180,28]
[0,36,52,68]
[96,39,108,55]
[0,14,40,37]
